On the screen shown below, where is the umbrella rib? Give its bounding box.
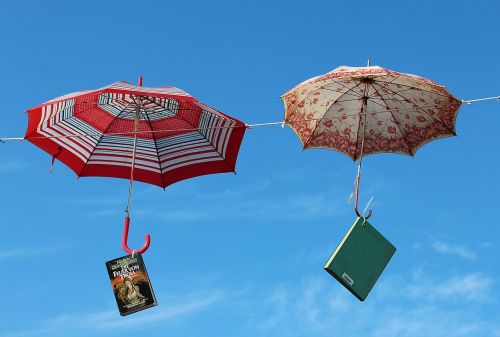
[39,91,104,124]
[321,87,361,99]
[329,80,366,98]
[284,78,363,117]
[368,84,414,155]
[77,102,135,177]
[101,94,197,120]
[32,100,80,130]
[374,79,454,100]
[384,74,401,84]
[100,95,151,119]
[335,97,364,103]
[320,81,366,119]
[141,96,197,128]
[302,80,365,149]
[140,96,234,171]
[375,97,412,102]
[381,88,419,96]
[133,97,166,188]
[352,80,369,161]
[325,80,364,96]
[135,99,175,118]
[187,106,235,170]
[371,82,456,135]
[30,95,131,152]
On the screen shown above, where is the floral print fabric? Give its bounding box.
[281,66,462,160]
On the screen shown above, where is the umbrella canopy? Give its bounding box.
[281,65,462,160]
[281,65,462,218]
[25,78,247,254]
[25,80,246,188]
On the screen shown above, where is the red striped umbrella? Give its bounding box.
[26,79,245,188]
[25,77,246,253]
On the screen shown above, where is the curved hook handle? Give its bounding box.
[122,216,151,254]
[355,204,372,219]
[354,180,372,219]
[354,156,373,220]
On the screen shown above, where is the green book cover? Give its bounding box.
[324,217,396,301]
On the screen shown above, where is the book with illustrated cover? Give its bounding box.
[105,253,157,316]
[324,217,396,301]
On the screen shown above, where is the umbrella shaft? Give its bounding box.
[126,108,142,216]
[127,133,138,216]
[355,95,368,215]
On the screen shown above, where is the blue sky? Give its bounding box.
[0,0,499,336]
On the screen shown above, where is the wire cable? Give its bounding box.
[1,95,498,142]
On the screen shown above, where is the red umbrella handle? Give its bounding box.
[121,80,151,255]
[122,216,151,254]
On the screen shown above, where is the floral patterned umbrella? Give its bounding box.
[281,65,462,217]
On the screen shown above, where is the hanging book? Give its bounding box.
[105,253,157,316]
[324,217,396,301]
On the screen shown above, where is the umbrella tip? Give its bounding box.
[367,58,371,67]
[138,76,143,87]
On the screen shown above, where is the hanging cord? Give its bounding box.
[245,121,286,129]
[0,137,23,142]
[363,196,374,216]
[462,96,500,105]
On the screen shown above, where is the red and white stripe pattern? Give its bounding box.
[25,81,246,188]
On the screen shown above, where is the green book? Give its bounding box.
[324,217,396,301]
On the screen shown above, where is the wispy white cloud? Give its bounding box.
[248,277,356,335]
[251,286,290,331]
[80,169,352,223]
[79,177,347,223]
[3,268,497,337]
[431,239,477,260]
[135,186,346,223]
[178,179,272,200]
[0,241,73,261]
[247,273,498,337]
[64,196,125,207]
[480,241,493,249]
[0,159,29,172]
[371,306,489,337]
[2,290,223,337]
[48,290,222,329]
[405,272,494,303]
